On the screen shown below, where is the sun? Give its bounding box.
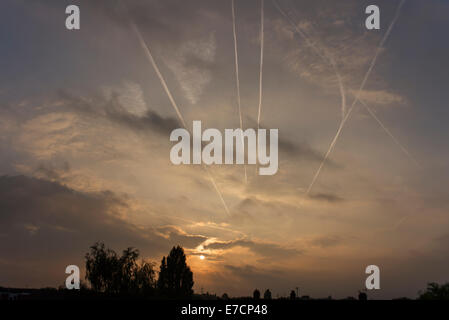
[199,255,205,260]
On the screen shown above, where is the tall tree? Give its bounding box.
[157,257,168,293]
[157,246,194,298]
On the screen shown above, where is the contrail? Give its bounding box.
[130,22,188,130]
[257,0,264,130]
[272,0,326,61]
[285,0,347,120]
[129,18,230,216]
[231,0,248,184]
[330,58,347,120]
[359,99,419,166]
[255,0,264,175]
[305,0,407,195]
[203,166,231,215]
[273,0,347,120]
[334,62,346,120]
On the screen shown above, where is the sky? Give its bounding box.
[1,0,449,299]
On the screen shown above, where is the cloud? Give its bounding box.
[102,81,148,117]
[59,90,180,136]
[32,161,71,183]
[278,138,340,168]
[204,238,301,259]
[354,89,405,106]
[164,33,216,104]
[244,116,340,167]
[154,225,208,249]
[271,0,406,111]
[309,235,345,248]
[308,192,344,203]
[0,175,208,287]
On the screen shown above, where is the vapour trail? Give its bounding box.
[272,0,326,61]
[231,0,247,184]
[130,22,188,130]
[129,20,230,216]
[305,0,407,195]
[257,0,264,129]
[286,0,347,120]
[273,0,347,120]
[359,99,419,166]
[255,0,265,176]
[286,0,411,163]
[330,59,347,120]
[204,166,231,215]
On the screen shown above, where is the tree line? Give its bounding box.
[77,242,449,300]
[84,242,193,298]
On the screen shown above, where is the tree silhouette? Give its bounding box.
[419,282,449,300]
[290,290,296,300]
[263,289,272,300]
[358,291,368,300]
[157,245,194,298]
[85,242,155,296]
[134,259,156,295]
[253,289,261,299]
[85,242,119,293]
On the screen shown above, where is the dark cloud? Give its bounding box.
[33,161,71,182]
[244,116,340,167]
[309,235,344,248]
[76,0,223,47]
[278,138,339,168]
[0,175,206,287]
[308,192,344,203]
[59,90,180,136]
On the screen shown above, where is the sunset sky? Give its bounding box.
[1,0,449,299]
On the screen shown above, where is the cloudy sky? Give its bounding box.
[1,0,449,299]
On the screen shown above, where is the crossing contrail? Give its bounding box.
[272,0,326,61]
[257,0,264,130]
[203,166,231,215]
[130,22,188,131]
[231,0,247,184]
[129,18,230,216]
[273,0,347,120]
[285,0,347,120]
[305,0,407,195]
[359,99,419,166]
